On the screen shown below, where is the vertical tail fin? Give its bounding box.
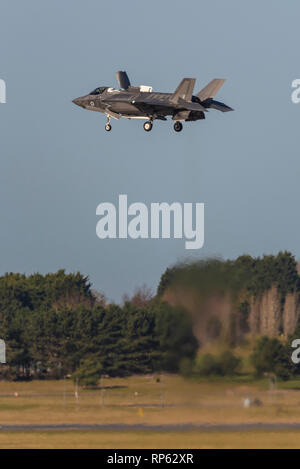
[171,78,196,103]
[197,79,226,101]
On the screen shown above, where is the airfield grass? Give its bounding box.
[0,375,300,448]
[0,430,300,449]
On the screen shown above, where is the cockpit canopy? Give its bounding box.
[90,87,107,95]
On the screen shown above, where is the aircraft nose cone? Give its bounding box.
[72,98,81,106]
[72,97,85,108]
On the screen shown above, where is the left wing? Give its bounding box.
[176,99,207,112]
[133,95,207,112]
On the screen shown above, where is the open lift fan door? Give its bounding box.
[116,71,131,90]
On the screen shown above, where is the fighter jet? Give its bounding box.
[72,71,233,132]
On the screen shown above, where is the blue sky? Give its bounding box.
[1,0,300,301]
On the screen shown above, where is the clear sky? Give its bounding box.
[1,0,300,302]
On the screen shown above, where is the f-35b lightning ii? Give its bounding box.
[72,71,233,132]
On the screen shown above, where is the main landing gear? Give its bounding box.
[143,120,153,132]
[173,121,183,132]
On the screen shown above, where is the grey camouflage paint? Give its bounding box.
[73,71,233,130]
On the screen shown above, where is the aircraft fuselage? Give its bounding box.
[72,72,233,132]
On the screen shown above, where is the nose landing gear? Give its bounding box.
[105,116,112,132]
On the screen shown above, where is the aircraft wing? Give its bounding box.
[133,95,207,112]
[177,99,207,112]
[133,95,170,106]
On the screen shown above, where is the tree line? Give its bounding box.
[157,251,300,301]
[1,251,300,383]
[0,271,197,380]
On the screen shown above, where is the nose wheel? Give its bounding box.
[174,121,183,132]
[105,116,112,132]
[143,121,153,132]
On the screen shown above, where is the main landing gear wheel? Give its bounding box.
[105,123,112,132]
[174,121,183,132]
[143,121,153,132]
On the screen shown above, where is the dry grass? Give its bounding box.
[0,430,300,449]
[0,375,299,426]
[0,375,300,448]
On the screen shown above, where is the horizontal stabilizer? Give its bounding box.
[209,100,233,112]
[171,78,196,104]
[197,78,226,101]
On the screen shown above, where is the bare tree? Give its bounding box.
[123,284,154,308]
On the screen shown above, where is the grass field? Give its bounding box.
[1,430,300,449]
[0,375,300,448]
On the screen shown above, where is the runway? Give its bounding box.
[1,423,300,432]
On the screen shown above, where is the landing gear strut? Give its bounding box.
[174,121,183,132]
[105,116,112,132]
[143,120,153,132]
